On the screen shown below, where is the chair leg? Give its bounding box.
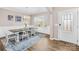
[0,40,5,51]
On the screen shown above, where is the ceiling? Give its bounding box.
[1,7,49,15]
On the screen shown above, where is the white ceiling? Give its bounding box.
[1,7,49,15]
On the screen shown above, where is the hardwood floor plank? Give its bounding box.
[27,36,79,51]
[0,35,79,51]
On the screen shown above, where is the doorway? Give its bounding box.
[58,8,78,45]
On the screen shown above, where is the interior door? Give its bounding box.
[58,8,78,44]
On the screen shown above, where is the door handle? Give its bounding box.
[59,24,61,26]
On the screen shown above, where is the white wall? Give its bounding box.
[0,8,30,26]
[49,8,58,39]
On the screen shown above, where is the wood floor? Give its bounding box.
[0,35,79,51]
[27,36,79,51]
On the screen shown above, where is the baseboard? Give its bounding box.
[50,38,57,40]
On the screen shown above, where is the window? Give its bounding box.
[23,16,31,25]
[62,13,73,31]
[33,15,49,27]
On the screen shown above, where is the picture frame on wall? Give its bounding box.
[8,15,13,21]
[15,16,22,22]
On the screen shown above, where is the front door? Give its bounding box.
[58,8,78,44]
